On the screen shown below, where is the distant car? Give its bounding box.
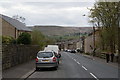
[65,49,71,52]
[70,50,76,53]
[36,51,59,70]
[76,49,80,52]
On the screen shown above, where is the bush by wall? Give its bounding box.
[2,36,16,44]
[17,32,31,45]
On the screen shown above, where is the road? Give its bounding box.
[26,52,118,80]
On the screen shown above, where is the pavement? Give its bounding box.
[81,53,118,68]
[2,51,119,80]
[2,60,35,79]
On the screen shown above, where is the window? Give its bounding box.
[37,52,53,58]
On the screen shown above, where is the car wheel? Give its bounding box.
[36,67,39,71]
[59,54,61,58]
[54,66,58,70]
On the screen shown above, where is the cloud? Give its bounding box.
[1,0,118,2]
[0,0,96,2]
[0,2,95,27]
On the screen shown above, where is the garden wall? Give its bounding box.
[2,45,40,70]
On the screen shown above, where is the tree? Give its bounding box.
[31,29,55,49]
[12,15,26,24]
[89,2,119,53]
[17,32,31,45]
[31,29,47,49]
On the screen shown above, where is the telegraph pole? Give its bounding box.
[118,2,120,80]
[116,1,119,57]
[93,26,95,56]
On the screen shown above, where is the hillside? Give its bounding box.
[28,25,93,36]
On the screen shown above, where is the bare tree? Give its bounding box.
[12,15,26,24]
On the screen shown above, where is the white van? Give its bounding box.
[44,45,61,58]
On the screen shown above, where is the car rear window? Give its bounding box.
[37,52,53,58]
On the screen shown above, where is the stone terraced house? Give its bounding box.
[0,14,32,39]
[84,29,100,54]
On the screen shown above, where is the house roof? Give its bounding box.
[0,14,32,31]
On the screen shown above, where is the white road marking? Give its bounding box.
[82,66,87,71]
[66,53,77,62]
[90,72,99,80]
[67,52,98,80]
[74,59,76,61]
[77,62,81,65]
[67,53,72,58]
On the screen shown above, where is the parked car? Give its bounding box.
[36,51,59,70]
[65,49,71,52]
[70,50,76,53]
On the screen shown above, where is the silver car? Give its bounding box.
[36,51,59,70]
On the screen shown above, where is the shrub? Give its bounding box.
[17,32,31,45]
[2,36,16,44]
[85,52,90,55]
[0,36,2,45]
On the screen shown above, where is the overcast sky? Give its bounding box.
[0,0,96,27]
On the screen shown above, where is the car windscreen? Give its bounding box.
[37,52,53,58]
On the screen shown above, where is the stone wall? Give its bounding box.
[2,45,40,70]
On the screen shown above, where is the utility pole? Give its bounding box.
[116,2,119,55]
[93,26,95,56]
[118,1,120,64]
[81,36,85,53]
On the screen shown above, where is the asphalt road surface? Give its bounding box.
[27,52,118,80]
